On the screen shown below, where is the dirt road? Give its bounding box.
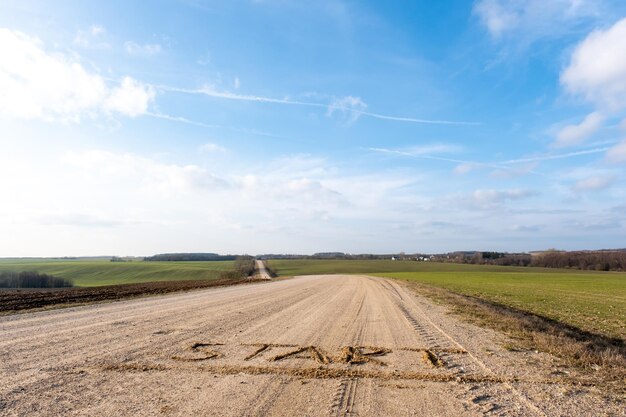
[254,260,272,280]
[0,275,622,416]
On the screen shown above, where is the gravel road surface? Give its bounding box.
[0,275,622,416]
[254,260,272,280]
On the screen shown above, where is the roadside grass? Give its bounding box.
[401,281,626,386]
[0,260,235,287]
[378,271,626,341]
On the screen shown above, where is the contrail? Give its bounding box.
[500,147,610,164]
[368,147,508,170]
[157,85,480,126]
[369,145,609,178]
[146,111,280,138]
[146,111,221,129]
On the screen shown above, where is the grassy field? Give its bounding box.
[0,259,235,287]
[269,259,626,340]
[268,259,550,275]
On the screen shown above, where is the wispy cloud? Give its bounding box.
[73,24,109,49]
[146,112,221,129]
[370,145,610,178]
[489,162,538,179]
[472,188,538,207]
[158,85,480,126]
[474,0,610,42]
[405,144,464,155]
[63,150,230,194]
[606,139,626,163]
[500,147,610,164]
[39,213,140,228]
[453,163,480,175]
[369,144,462,156]
[145,111,279,138]
[124,41,162,56]
[200,142,226,153]
[553,111,605,148]
[327,96,367,124]
[573,175,615,192]
[368,146,508,172]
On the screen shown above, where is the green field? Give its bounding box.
[0,259,235,287]
[269,259,626,340]
[268,259,556,275]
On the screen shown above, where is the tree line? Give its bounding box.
[530,250,626,271]
[434,250,626,271]
[0,271,74,288]
[144,253,238,261]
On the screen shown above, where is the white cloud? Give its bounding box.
[606,139,626,163]
[472,188,537,207]
[454,163,479,175]
[64,150,227,194]
[327,96,367,124]
[0,28,107,121]
[104,77,155,117]
[573,175,615,191]
[474,0,519,37]
[73,24,109,48]
[0,28,154,122]
[200,142,226,153]
[283,178,344,204]
[124,41,162,56]
[2,142,624,255]
[561,17,626,110]
[489,162,538,179]
[90,25,105,36]
[39,213,137,228]
[475,0,607,41]
[511,224,541,232]
[234,76,240,89]
[553,111,605,147]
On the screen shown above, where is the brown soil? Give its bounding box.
[0,278,264,313]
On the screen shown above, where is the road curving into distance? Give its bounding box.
[0,275,621,416]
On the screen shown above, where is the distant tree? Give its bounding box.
[531,250,626,271]
[144,253,237,261]
[0,271,73,288]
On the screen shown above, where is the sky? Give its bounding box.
[1,0,626,256]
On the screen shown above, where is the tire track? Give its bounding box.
[329,287,370,417]
[2,274,619,417]
[332,378,359,417]
[386,279,548,417]
[242,377,288,417]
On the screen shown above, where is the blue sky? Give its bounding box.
[1,0,626,256]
